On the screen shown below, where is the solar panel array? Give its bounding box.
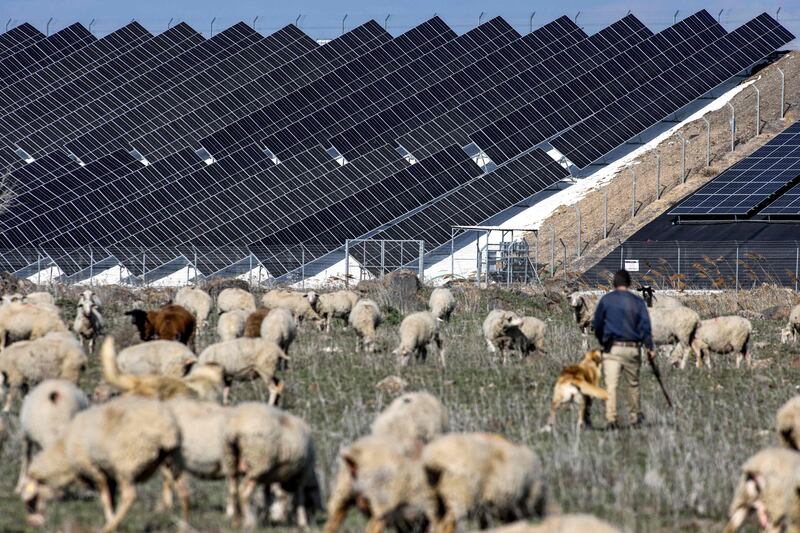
[671,121,800,216]
[0,12,793,282]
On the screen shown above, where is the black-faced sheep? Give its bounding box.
[348,299,382,353]
[21,396,187,532]
[175,286,212,330]
[509,316,547,356]
[125,304,196,345]
[429,287,456,322]
[422,433,549,531]
[637,286,683,308]
[72,289,104,354]
[393,311,443,367]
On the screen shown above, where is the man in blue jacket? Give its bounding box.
[593,269,655,429]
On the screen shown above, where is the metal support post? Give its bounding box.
[344,240,350,288]
[603,189,609,238]
[727,102,735,151]
[301,246,306,289]
[779,68,786,119]
[248,254,253,288]
[381,240,386,278]
[142,250,146,287]
[418,240,425,283]
[631,167,637,217]
[655,151,661,199]
[37,250,42,286]
[475,232,481,287]
[677,132,686,183]
[735,245,740,292]
[796,246,799,292]
[677,243,681,276]
[450,229,455,279]
[561,239,567,282]
[574,205,581,258]
[547,223,555,277]
[702,117,710,167]
[754,85,761,136]
[89,247,93,286]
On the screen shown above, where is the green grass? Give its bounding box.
[0,285,797,532]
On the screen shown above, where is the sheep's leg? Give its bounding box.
[577,395,587,431]
[172,473,191,530]
[723,507,749,533]
[222,385,231,405]
[103,480,136,533]
[15,437,32,494]
[157,467,174,511]
[365,517,386,533]
[94,474,116,523]
[735,353,742,369]
[434,334,445,368]
[267,378,284,406]
[238,478,259,529]
[485,338,497,354]
[225,475,239,521]
[323,500,351,533]
[293,488,309,530]
[433,511,458,533]
[2,385,16,412]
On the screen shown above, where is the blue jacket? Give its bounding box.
[592,289,654,350]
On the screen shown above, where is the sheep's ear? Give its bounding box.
[343,453,358,478]
[48,391,60,404]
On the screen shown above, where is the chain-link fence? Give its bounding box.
[1,241,425,288]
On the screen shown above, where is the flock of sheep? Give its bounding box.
[0,283,798,531]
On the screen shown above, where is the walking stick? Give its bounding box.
[647,352,673,408]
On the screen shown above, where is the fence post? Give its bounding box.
[534,231,539,279]
[344,240,350,289]
[655,151,661,200]
[630,167,636,217]
[89,246,93,286]
[249,254,253,288]
[37,250,42,286]
[676,132,686,183]
[362,244,367,282]
[142,250,146,287]
[795,246,798,292]
[778,68,786,119]
[620,245,623,269]
[603,189,608,238]
[418,240,424,283]
[753,85,760,136]
[574,205,581,259]
[475,233,481,287]
[193,248,198,285]
[547,224,555,277]
[735,244,740,293]
[301,246,305,289]
[727,102,735,151]
[702,117,710,167]
[677,244,681,276]
[561,239,567,283]
[381,240,386,279]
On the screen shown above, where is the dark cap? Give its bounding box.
[613,269,631,288]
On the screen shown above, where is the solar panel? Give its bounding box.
[0,23,45,62]
[550,13,795,168]
[670,121,800,216]
[761,181,800,215]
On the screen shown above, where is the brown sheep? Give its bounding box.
[125,304,196,345]
[243,308,271,337]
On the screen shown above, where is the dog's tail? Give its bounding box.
[576,382,609,400]
[100,336,137,393]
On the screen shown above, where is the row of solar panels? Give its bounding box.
[671,120,800,216]
[0,12,793,281]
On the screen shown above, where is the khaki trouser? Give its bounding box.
[602,345,641,423]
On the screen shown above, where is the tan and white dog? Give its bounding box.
[544,350,608,431]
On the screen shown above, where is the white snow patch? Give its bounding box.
[290,255,375,290]
[424,79,756,282]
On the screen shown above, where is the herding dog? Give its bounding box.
[101,336,224,402]
[544,350,608,431]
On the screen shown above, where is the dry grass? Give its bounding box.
[0,285,797,532]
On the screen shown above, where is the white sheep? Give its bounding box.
[776,396,800,450]
[217,288,256,314]
[175,286,213,330]
[260,307,297,354]
[348,299,382,352]
[429,288,456,322]
[422,433,549,531]
[115,340,197,378]
[217,309,250,342]
[198,337,288,404]
[17,379,89,493]
[316,290,361,331]
[482,310,524,361]
[692,316,753,368]
[781,304,800,344]
[476,515,622,532]
[72,289,103,354]
[649,306,701,369]
[24,292,55,306]
[1,292,23,305]
[263,290,322,326]
[510,316,547,356]
[0,332,87,411]
[222,402,320,528]
[371,391,449,443]
[569,292,599,348]
[21,396,187,532]
[0,301,67,350]
[724,447,800,533]
[393,311,443,367]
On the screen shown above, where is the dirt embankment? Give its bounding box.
[531,52,800,279]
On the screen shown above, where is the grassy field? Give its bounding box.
[0,284,798,532]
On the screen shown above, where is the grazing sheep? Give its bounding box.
[649,306,701,369]
[20,396,187,532]
[0,302,67,350]
[263,290,323,326]
[316,290,361,332]
[429,288,456,322]
[781,304,800,344]
[692,316,753,369]
[0,332,87,411]
[569,292,599,348]
[115,340,197,378]
[776,396,800,450]
[222,402,320,528]
[349,299,382,353]
[17,380,90,493]
[371,391,449,443]
[1,292,23,305]
[510,316,547,356]
[175,286,213,330]
[637,286,683,308]
[72,289,104,354]
[217,288,256,314]
[198,338,288,404]
[422,433,548,532]
[474,515,621,532]
[23,292,55,306]
[723,447,800,533]
[125,304,196,345]
[217,309,250,342]
[482,310,524,361]
[324,435,433,533]
[393,311,443,367]
[260,307,297,354]
[243,308,271,337]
